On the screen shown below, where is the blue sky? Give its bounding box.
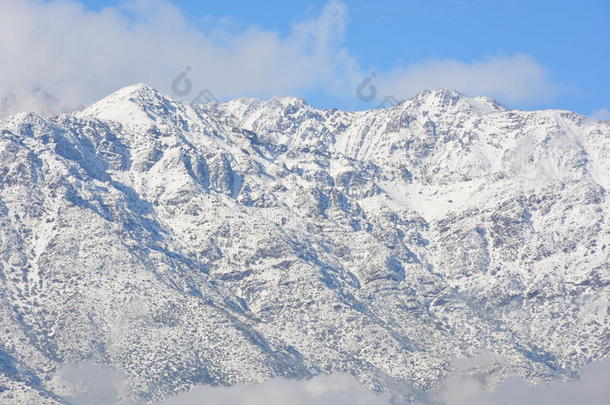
[3,0,609,117]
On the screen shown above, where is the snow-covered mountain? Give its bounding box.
[0,84,608,404]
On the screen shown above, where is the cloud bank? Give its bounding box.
[427,358,610,405]
[55,366,392,405]
[53,357,610,405]
[0,0,355,116]
[0,0,558,117]
[157,374,391,405]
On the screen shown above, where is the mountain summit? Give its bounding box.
[0,85,608,403]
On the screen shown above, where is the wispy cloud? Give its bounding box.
[424,357,610,405]
[0,0,354,116]
[53,361,128,405]
[158,374,391,405]
[52,358,610,405]
[375,54,557,106]
[54,364,391,405]
[591,108,610,120]
[0,0,558,117]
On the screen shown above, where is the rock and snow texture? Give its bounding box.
[0,84,608,403]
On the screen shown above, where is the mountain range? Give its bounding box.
[0,84,608,403]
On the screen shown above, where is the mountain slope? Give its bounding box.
[0,84,608,403]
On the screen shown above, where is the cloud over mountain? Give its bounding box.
[0,0,558,117]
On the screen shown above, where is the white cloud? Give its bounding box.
[52,357,610,405]
[54,364,391,405]
[423,357,610,405]
[374,54,557,106]
[53,361,128,405]
[591,108,610,120]
[158,374,391,405]
[0,0,355,116]
[0,0,558,117]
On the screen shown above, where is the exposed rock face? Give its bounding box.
[0,84,608,403]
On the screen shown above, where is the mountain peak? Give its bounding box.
[268,96,309,107]
[109,82,159,98]
[409,88,506,114]
[88,82,166,107]
[80,83,184,125]
[413,88,466,102]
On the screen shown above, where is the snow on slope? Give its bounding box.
[0,85,608,403]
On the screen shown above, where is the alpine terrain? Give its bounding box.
[0,84,608,403]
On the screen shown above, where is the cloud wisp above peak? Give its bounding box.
[374,54,557,107]
[591,108,610,121]
[0,0,559,118]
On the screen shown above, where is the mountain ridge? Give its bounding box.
[0,84,608,404]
